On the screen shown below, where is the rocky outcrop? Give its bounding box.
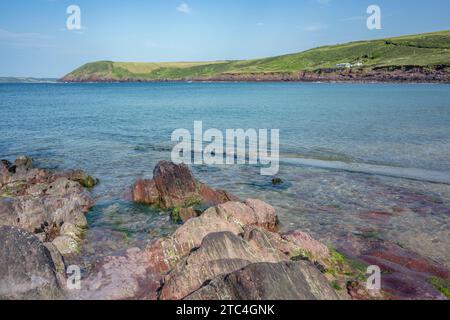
[132,161,238,222]
[75,161,364,300]
[0,226,65,300]
[0,156,96,255]
[145,199,278,273]
[159,231,284,300]
[185,261,340,300]
[80,196,356,300]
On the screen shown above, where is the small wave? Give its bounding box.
[280,156,450,184]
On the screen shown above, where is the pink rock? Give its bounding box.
[132,179,160,205]
[131,161,238,210]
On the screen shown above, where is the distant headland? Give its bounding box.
[60,30,450,83]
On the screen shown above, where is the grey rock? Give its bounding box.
[0,226,65,300]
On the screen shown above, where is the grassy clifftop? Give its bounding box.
[61,30,450,82]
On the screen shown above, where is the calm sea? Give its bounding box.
[1,82,449,267]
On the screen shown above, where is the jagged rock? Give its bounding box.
[0,226,65,300]
[185,261,340,300]
[0,156,95,255]
[132,161,238,212]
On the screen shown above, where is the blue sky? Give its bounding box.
[0,0,449,77]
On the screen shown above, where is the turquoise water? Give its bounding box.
[1,83,449,267]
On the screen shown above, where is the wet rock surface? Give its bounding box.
[336,234,450,300]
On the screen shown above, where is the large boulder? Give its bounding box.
[0,226,65,300]
[132,161,238,221]
[185,261,340,300]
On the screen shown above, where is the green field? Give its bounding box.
[62,30,450,81]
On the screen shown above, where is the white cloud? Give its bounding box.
[177,2,192,14]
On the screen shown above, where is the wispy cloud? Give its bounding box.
[0,28,55,47]
[256,22,265,27]
[176,2,192,14]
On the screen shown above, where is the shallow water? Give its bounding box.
[1,82,449,268]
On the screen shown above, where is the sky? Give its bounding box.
[0,0,449,77]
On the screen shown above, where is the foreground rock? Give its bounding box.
[132,161,238,222]
[186,261,339,300]
[0,156,96,255]
[78,161,365,300]
[80,197,357,300]
[146,199,279,273]
[0,226,65,300]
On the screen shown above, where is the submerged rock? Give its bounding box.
[336,234,450,300]
[132,161,238,220]
[0,226,65,300]
[63,170,99,188]
[271,177,283,185]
